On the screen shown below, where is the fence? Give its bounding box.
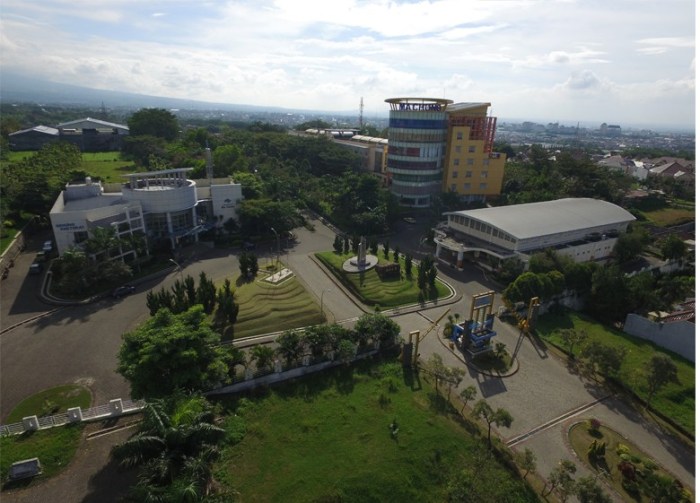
[208,341,384,397]
[0,398,145,437]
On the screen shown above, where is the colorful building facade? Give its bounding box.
[385,98,506,208]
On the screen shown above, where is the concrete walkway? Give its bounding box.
[411,304,695,493]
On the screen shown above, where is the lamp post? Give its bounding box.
[169,258,184,281]
[270,227,280,267]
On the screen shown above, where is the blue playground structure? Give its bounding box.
[450,292,498,354]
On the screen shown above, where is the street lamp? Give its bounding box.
[169,258,184,281]
[270,227,280,267]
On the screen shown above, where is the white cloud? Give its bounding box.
[0,0,694,127]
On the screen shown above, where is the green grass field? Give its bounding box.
[0,425,83,483]
[5,385,92,424]
[231,273,325,339]
[215,358,538,502]
[536,311,694,435]
[78,152,135,183]
[635,197,695,227]
[316,251,451,309]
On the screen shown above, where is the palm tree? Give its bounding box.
[250,344,276,373]
[112,395,226,500]
[276,330,303,367]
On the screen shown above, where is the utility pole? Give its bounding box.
[270,227,280,267]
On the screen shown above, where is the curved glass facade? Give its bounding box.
[385,100,450,207]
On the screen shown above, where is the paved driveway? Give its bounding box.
[0,217,694,500]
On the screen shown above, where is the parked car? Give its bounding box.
[403,217,416,224]
[243,241,256,251]
[112,285,136,298]
[29,262,43,275]
[42,241,53,253]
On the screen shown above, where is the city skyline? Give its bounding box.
[1,0,695,129]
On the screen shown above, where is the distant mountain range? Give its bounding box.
[0,72,355,117]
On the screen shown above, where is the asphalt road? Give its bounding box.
[0,216,694,501]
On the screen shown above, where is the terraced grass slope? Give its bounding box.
[232,275,325,339]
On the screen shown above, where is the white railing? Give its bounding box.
[0,398,146,437]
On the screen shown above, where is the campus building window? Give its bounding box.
[452,171,458,178]
[455,146,462,153]
[479,182,487,189]
[468,145,476,153]
[483,159,490,166]
[453,159,460,166]
[467,159,474,166]
[481,171,488,178]
[456,132,463,140]
[463,183,471,190]
[466,171,472,178]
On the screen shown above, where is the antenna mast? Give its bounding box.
[359,97,364,130]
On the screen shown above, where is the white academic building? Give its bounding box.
[49,168,243,260]
[434,198,636,269]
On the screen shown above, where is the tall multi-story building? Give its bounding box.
[385,97,452,207]
[385,97,506,208]
[443,102,505,204]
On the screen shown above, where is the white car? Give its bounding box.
[42,241,53,253]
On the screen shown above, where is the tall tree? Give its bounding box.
[276,330,303,366]
[580,342,626,380]
[644,353,679,408]
[558,328,588,359]
[117,306,229,398]
[543,460,577,499]
[111,395,226,500]
[459,385,477,415]
[659,234,688,262]
[128,108,180,141]
[353,313,400,349]
[471,399,513,448]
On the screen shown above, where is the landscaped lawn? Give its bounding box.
[5,384,92,424]
[536,311,694,435]
[316,251,451,309]
[1,384,90,486]
[568,420,693,502]
[230,272,325,339]
[215,358,538,502]
[0,425,83,484]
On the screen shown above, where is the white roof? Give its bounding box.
[9,125,59,136]
[57,117,129,130]
[447,198,636,240]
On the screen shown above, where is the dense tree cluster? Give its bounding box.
[117,305,234,398]
[1,142,82,223]
[499,146,635,206]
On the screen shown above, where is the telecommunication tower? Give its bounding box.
[359,97,364,129]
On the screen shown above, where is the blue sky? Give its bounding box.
[1,0,695,128]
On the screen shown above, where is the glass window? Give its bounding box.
[465,171,472,178]
[456,132,463,140]
[452,170,458,178]
[451,183,457,191]
[479,182,487,189]
[453,159,460,166]
[455,146,462,153]
[468,145,476,153]
[463,183,471,190]
[481,171,488,178]
[467,159,474,165]
[483,159,490,166]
